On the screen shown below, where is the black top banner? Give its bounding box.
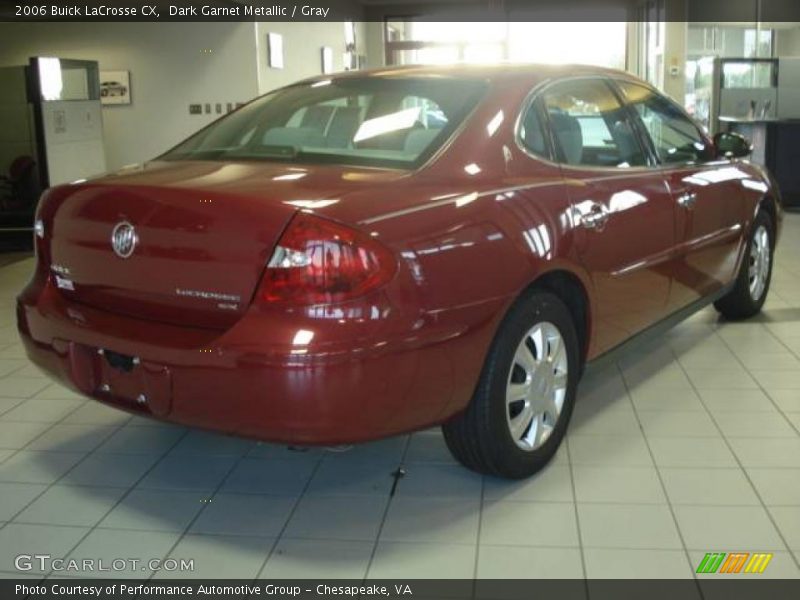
[1,0,800,22]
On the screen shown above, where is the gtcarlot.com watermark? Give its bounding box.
[15,554,194,573]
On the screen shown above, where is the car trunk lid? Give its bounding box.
[45,161,369,329]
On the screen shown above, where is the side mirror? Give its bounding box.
[713,131,752,159]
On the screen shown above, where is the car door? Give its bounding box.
[615,80,747,311]
[536,78,679,356]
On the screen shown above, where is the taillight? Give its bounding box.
[257,212,397,305]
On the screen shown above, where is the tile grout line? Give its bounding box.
[715,325,800,438]
[614,362,704,588]
[669,340,800,571]
[22,423,192,580]
[249,451,330,581]
[142,441,298,582]
[469,471,486,590]
[564,432,590,588]
[0,396,117,530]
[361,434,413,583]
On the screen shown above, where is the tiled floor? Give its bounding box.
[0,215,799,581]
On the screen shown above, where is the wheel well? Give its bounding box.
[758,196,778,242]
[528,271,590,366]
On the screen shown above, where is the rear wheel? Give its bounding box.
[443,291,580,479]
[714,210,774,320]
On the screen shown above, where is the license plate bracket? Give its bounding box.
[88,346,172,417]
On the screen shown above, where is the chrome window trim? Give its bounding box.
[609,77,718,169]
[513,75,661,175]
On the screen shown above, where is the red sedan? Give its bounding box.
[17,65,781,478]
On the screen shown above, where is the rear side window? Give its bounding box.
[518,100,549,157]
[617,81,712,165]
[540,79,647,169]
[162,77,486,169]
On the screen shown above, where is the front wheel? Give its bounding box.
[714,210,774,320]
[443,291,580,479]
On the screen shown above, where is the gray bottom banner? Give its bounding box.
[3,579,800,600]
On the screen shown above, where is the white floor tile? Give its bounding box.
[369,541,476,581]
[584,548,693,579]
[262,539,373,579]
[674,505,784,550]
[14,485,126,527]
[479,501,579,547]
[572,466,666,504]
[577,504,682,549]
[380,497,479,544]
[659,468,760,506]
[746,468,800,505]
[477,545,584,579]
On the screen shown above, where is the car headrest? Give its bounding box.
[261,127,326,148]
[300,105,335,131]
[549,112,583,165]
[326,106,363,148]
[521,110,546,155]
[611,119,641,165]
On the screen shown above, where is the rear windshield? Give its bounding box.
[161,77,487,169]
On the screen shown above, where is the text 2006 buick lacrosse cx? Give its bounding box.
[17,64,781,479]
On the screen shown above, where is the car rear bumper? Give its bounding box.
[17,275,505,445]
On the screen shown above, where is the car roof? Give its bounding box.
[298,63,645,88]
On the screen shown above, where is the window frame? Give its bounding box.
[514,86,556,162]
[514,75,658,172]
[609,77,717,168]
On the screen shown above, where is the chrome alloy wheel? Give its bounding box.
[748,224,771,301]
[505,321,569,451]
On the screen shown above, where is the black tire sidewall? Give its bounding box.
[483,291,580,478]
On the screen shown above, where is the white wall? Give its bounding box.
[0,22,260,171]
[776,26,800,56]
[0,20,368,172]
[254,21,366,94]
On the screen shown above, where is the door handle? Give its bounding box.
[677,191,697,208]
[581,202,610,230]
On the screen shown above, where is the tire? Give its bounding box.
[443,291,580,479]
[714,210,774,320]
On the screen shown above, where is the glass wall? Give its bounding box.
[384,21,626,70]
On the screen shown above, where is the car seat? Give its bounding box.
[549,112,584,165]
[325,106,363,148]
[403,128,439,155]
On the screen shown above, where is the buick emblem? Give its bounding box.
[111,221,138,258]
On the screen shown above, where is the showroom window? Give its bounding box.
[384,21,626,69]
[540,79,647,168]
[617,81,712,164]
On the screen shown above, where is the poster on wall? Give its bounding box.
[99,70,131,105]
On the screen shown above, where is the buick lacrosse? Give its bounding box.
[17,65,781,478]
